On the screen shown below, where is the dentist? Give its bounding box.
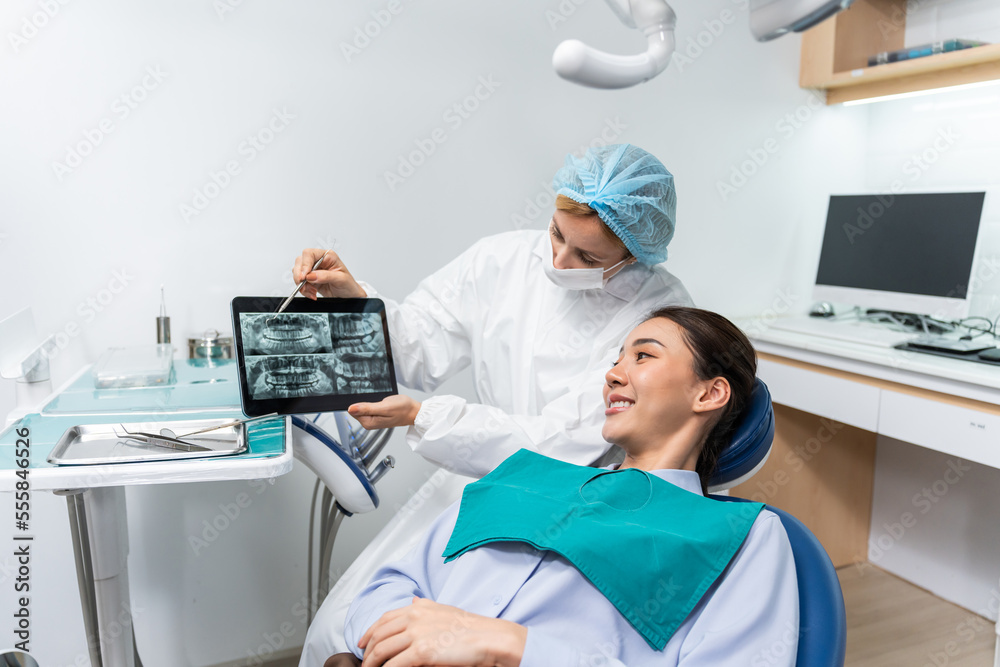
[294,143,694,662]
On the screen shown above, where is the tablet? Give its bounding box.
[231,296,398,416]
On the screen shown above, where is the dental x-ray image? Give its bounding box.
[245,354,337,399]
[328,313,393,394]
[239,311,392,399]
[240,313,334,355]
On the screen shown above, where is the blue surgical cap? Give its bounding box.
[552,144,676,265]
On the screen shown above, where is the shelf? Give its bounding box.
[799,0,1000,104]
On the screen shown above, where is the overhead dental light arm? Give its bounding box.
[553,0,676,89]
[749,0,855,42]
[554,0,854,89]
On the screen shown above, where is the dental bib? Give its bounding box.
[443,449,763,650]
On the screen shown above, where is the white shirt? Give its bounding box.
[344,469,799,666]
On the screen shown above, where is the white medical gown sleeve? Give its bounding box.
[357,246,477,393]
[342,502,462,659]
[405,356,613,478]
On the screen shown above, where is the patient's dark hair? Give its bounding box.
[644,307,757,493]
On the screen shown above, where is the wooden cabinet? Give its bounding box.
[800,0,1000,104]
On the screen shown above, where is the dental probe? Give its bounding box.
[276,249,331,314]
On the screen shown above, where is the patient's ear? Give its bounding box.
[692,377,730,414]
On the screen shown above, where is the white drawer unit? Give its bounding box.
[758,358,881,432]
[877,390,1000,470]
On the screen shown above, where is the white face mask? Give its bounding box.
[543,251,630,291]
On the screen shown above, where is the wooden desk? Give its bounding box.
[731,331,1000,569]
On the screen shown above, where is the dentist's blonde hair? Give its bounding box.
[555,195,631,259]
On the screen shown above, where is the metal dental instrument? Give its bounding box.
[162,412,280,439]
[115,425,213,452]
[157,284,171,343]
[276,249,331,315]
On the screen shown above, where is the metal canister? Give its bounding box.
[187,329,234,360]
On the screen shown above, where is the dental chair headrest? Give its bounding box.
[707,378,774,493]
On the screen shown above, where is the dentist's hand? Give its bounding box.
[349,395,422,430]
[293,248,367,299]
[358,597,526,667]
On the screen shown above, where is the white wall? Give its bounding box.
[860,74,1000,621]
[905,0,1000,45]
[859,2,1000,619]
[0,0,874,665]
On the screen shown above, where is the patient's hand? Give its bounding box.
[358,597,527,667]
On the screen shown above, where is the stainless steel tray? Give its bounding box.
[48,418,249,465]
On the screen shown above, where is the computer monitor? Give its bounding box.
[813,191,986,320]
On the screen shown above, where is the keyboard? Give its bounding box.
[767,317,918,348]
[906,335,995,354]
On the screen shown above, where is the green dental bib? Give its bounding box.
[443,449,763,650]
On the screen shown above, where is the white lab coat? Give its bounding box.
[299,229,693,664]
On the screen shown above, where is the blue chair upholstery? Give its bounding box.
[707,378,775,492]
[707,378,847,667]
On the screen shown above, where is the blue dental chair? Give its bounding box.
[708,379,847,667]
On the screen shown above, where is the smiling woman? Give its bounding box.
[336,307,798,667]
[606,307,757,492]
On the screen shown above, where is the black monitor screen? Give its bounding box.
[816,192,985,299]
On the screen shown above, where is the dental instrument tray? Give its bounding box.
[48,418,250,465]
[230,296,398,415]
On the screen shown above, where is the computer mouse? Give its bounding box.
[977,348,1000,362]
[809,302,835,318]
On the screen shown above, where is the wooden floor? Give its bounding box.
[840,564,996,666]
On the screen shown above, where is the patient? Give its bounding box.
[330,307,798,667]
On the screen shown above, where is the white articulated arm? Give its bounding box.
[553,0,676,89]
[553,0,856,87]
